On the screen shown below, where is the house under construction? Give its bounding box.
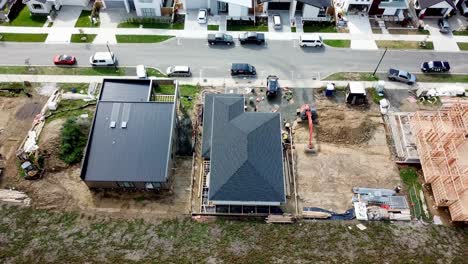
[410,101,468,222]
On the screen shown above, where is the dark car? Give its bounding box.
[208,33,234,45]
[266,75,279,98]
[421,61,450,73]
[231,63,256,76]
[239,32,265,45]
[53,55,76,65]
[438,18,450,34]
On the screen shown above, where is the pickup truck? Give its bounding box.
[208,33,234,45]
[239,32,265,45]
[388,68,416,85]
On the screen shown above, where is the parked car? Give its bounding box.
[272,14,282,29]
[89,52,116,66]
[136,65,147,78]
[231,63,256,76]
[388,68,416,85]
[166,66,192,77]
[239,32,265,45]
[198,9,207,24]
[461,0,468,16]
[438,18,451,34]
[421,61,450,73]
[53,55,76,65]
[299,34,323,47]
[266,75,279,98]
[208,33,234,45]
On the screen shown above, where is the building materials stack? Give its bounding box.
[352,187,411,221]
[410,101,468,222]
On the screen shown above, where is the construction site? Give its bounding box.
[0,78,467,225]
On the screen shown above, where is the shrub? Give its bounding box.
[59,117,89,164]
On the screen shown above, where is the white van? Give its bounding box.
[299,34,323,47]
[89,52,116,66]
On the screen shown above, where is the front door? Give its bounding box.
[218,2,228,13]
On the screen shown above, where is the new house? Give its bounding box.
[368,0,409,19]
[101,0,167,16]
[260,0,333,21]
[414,0,458,17]
[23,0,89,15]
[201,94,286,214]
[80,79,178,190]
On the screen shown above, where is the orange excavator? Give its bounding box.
[299,104,317,154]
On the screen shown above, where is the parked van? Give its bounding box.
[273,14,282,29]
[89,52,116,66]
[231,63,256,76]
[299,34,323,47]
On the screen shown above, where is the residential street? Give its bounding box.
[1,39,468,79]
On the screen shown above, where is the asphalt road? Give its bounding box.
[1,39,468,80]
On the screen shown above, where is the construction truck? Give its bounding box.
[298,104,318,153]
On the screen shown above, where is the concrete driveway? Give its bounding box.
[52,6,83,27]
[268,11,291,33]
[424,19,460,52]
[185,9,207,32]
[347,15,378,50]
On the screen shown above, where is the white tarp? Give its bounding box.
[354,202,368,220]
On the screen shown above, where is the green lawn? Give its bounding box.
[147,68,166,77]
[303,23,337,33]
[208,25,219,31]
[367,87,384,104]
[0,65,165,77]
[415,73,468,83]
[115,35,174,43]
[227,24,268,32]
[154,84,199,110]
[118,22,184,30]
[1,6,47,27]
[0,33,47,42]
[399,167,430,220]
[452,30,468,36]
[70,34,97,43]
[323,72,378,81]
[458,42,468,50]
[57,83,90,93]
[74,10,99,28]
[376,40,434,50]
[291,26,296,33]
[323,39,350,48]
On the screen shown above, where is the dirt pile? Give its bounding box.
[38,119,68,172]
[315,103,380,145]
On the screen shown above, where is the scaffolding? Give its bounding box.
[410,101,468,222]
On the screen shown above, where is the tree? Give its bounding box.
[59,117,89,164]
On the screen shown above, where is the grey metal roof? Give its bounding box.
[82,101,174,183]
[418,0,456,9]
[258,0,331,7]
[100,79,151,102]
[205,95,285,203]
[201,93,244,158]
[23,0,47,4]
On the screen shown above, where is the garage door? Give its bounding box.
[268,2,290,10]
[104,0,126,8]
[61,0,89,6]
[185,0,208,9]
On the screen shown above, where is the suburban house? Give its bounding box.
[260,0,333,21]
[185,0,256,18]
[80,79,179,190]
[368,0,409,19]
[23,0,89,15]
[340,0,375,13]
[201,94,286,214]
[101,0,170,16]
[414,0,458,17]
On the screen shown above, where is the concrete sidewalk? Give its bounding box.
[1,74,468,91]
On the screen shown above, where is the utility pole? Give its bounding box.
[106,41,118,71]
[373,48,387,77]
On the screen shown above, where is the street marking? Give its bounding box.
[290,71,294,80]
[199,69,203,79]
[177,38,182,45]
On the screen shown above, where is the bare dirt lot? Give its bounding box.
[294,98,401,213]
[1,90,192,221]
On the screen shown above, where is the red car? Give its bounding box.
[53,55,76,65]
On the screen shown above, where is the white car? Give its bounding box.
[166,66,192,77]
[272,14,282,29]
[198,9,207,24]
[136,65,147,79]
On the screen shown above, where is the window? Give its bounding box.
[117,182,136,188]
[32,4,43,9]
[318,7,326,17]
[141,8,156,17]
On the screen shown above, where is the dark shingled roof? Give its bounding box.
[418,0,456,9]
[204,95,285,204]
[100,79,151,102]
